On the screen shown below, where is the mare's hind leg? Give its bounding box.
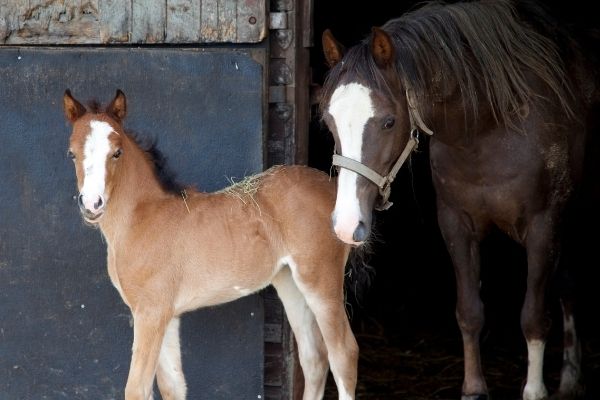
[556,272,584,399]
[271,267,329,400]
[156,318,187,400]
[437,201,488,400]
[286,256,358,400]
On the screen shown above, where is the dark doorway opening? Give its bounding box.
[308,2,600,399]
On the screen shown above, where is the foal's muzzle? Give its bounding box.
[78,193,105,222]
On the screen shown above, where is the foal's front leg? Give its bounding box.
[125,308,170,400]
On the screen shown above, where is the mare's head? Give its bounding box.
[320,27,422,245]
[320,1,574,246]
[64,89,127,224]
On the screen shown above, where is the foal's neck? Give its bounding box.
[99,133,170,236]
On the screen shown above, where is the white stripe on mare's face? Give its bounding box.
[328,82,374,244]
[79,120,116,214]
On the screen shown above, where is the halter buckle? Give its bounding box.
[375,182,393,211]
[410,128,420,145]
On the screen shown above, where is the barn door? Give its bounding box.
[0,46,266,399]
[0,0,314,398]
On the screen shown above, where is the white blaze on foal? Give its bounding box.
[327,83,374,243]
[80,120,117,212]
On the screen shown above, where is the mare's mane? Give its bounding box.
[85,99,185,195]
[321,0,575,131]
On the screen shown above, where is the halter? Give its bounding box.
[332,90,433,211]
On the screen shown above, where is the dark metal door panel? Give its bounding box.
[0,47,264,399]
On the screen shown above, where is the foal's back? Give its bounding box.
[138,165,346,312]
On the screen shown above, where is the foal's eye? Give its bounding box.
[67,150,75,160]
[383,117,395,130]
[112,149,122,159]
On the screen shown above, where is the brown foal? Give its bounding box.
[64,89,358,400]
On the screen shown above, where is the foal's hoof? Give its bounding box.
[461,395,489,400]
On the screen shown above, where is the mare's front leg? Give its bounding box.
[156,318,187,400]
[521,211,560,400]
[125,307,171,400]
[437,201,487,400]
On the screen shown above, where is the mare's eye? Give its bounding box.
[67,150,75,160]
[383,117,395,130]
[113,148,122,159]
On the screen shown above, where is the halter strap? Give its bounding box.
[332,128,422,211]
[331,89,434,211]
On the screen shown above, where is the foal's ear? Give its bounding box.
[107,89,127,122]
[63,89,86,123]
[322,29,345,68]
[370,27,395,68]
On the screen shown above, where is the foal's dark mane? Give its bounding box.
[85,99,185,195]
[128,132,186,195]
[321,0,575,131]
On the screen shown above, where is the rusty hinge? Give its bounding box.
[269,12,288,30]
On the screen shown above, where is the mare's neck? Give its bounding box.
[423,93,497,148]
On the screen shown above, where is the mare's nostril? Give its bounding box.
[77,194,84,209]
[94,197,104,210]
[352,221,369,243]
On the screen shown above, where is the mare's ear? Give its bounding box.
[322,29,345,68]
[63,89,86,123]
[370,27,395,68]
[107,89,127,122]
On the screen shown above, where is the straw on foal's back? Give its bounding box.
[64,89,358,400]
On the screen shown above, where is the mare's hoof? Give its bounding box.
[546,381,585,400]
[461,395,489,400]
[548,388,585,400]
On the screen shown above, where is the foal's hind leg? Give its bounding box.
[156,318,187,400]
[272,267,329,400]
[287,256,358,400]
[437,202,487,400]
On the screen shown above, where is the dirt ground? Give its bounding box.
[317,197,600,400]
[324,319,600,399]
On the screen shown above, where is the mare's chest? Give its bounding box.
[428,131,569,230]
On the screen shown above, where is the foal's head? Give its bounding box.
[64,90,127,224]
[320,28,416,245]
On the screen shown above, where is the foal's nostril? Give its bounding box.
[94,196,104,210]
[353,221,369,243]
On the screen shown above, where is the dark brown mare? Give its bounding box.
[63,90,359,400]
[319,0,600,399]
